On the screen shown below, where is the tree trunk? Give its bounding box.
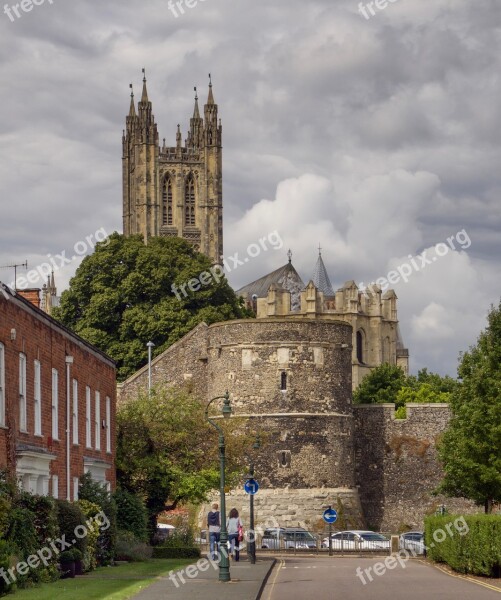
[484,498,493,514]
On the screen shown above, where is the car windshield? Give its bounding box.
[360,533,388,541]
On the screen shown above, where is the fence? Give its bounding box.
[196,529,395,556]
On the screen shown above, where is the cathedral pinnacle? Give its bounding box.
[193,86,200,119]
[207,73,215,105]
[129,83,136,117]
[141,68,149,103]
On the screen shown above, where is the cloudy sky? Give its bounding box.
[0,0,500,376]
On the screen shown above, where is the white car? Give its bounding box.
[399,531,425,555]
[321,530,390,551]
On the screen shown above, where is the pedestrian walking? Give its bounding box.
[227,508,244,561]
[207,502,221,560]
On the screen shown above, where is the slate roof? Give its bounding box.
[236,260,305,311]
[312,252,335,297]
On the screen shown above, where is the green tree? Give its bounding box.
[353,364,408,404]
[116,386,250,532]
[53,233,250,381]
[354,364,457,407]
[437,302,501,513]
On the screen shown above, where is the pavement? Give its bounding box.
[132,555,276,600]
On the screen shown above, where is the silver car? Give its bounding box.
[321,530,390,551]
[399,531,425,555]
[261,527,317,550]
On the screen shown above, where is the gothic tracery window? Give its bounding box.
[162,176,173,226]
[185,174,196,226]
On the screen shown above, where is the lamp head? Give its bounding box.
[222,391,232,419]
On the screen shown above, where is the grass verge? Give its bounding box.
[9,559,194,600]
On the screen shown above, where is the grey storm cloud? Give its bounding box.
[1,0,500,376]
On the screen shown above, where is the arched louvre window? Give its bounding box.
[185,175,196,226]
[356,331,364,364]
[162,177,173,226]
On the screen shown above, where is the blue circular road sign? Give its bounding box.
[323,508,338,524]
[244,479,259,495]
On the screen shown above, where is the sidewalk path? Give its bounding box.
[132,556,276,600]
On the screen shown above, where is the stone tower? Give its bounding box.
[122,72,223,262]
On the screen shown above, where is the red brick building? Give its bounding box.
[0,283,116,500]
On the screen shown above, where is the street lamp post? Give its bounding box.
[205,391,232,583]
[248,435,261,565]
[146,341,155,395]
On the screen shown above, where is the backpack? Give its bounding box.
[208,511,220,527]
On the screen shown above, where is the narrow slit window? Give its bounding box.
[280,371,287,391]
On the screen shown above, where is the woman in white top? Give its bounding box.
[227,508,243,561]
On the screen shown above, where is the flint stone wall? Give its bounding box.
[354,403,476,531]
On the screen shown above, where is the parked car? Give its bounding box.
[261,527,317,550]
[321,530,390,551]
[399,531,425,555]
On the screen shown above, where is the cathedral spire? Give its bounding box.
[312,246,335,296]
[141,68,149,103]
[193,86,200,119]
[129,84,136,117]
[207,73,215,105]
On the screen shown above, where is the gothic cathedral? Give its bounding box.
[122,73,223,263]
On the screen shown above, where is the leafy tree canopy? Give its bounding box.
[437,301,501,513]
[353,364,458,407]
[116,386,252,529]
[53,233,250,380]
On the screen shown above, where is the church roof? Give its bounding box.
[312,251,334,297]
[236,254,305,310]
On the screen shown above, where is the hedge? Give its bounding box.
[152,547,201,559]
[114,489,148,543]
[424,514,501,576]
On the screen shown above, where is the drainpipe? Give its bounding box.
[65,355,74,501]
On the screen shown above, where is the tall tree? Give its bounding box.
[53,233,250,380]
[116,386,251,529]
[437,302,501,513]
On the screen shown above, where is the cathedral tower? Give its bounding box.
[122,71,223,262]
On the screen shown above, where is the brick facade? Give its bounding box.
[0,284,116,500]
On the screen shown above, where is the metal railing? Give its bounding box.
[196,529,395,556]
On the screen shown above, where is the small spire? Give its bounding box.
[287,249,292,264]
[141,67,149,103]
[312,249,335,297]
[207,73,215,104]
[176,124,182,148]
[129,83,136,117]
[193,86,200,118]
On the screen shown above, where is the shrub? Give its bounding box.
[114,530,153,562]
[425,514,501,576]
[55,500,88,557]
[77,499,101,572]
[78,473,117,565]
[114,489,148,542]
[152,546,201,559]
[0,540,14,595]
[158,526,194,548]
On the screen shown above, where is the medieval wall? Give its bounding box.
[353,403,475,532]
[117,322,209,403]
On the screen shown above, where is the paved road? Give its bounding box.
[261,557,500,600]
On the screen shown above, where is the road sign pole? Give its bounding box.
[329,519,333,557]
